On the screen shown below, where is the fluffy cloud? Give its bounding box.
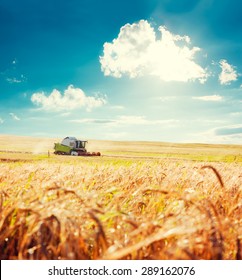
[31,85,107,111]
[100,20,208,83]
[219,59,238,85]
[9,113,20,121]
[0,118,4,124]
[192,95,223,101]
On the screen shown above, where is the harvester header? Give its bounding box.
[54,137,101,156]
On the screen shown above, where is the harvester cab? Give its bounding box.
[54,137,101,156]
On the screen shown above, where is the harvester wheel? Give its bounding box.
[91,152,101,156]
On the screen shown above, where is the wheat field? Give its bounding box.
[0,135,241,260]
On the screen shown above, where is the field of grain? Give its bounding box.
[0,135,241,260]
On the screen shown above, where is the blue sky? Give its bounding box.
[1,0,242,143]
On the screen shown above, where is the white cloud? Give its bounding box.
[6,75,26,84]
[70,118,113,124]
[110,105,125,110]
[214,124,242,136]
[60,112,72,117]
[193,124,242,144]
[6,77,22,83]
[0,118,4,124]
[115,115,180,125]
[31,85,107,112]
[219,59,238,85]
[192,95,223,101]
[158,96,177,102]
[69,115,180,126]
[191,129,242,144]
[230,112,242,117]
[9,113,20,121]
[117,115,149,125]
[100,20,209,83]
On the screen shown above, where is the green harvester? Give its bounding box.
[54,137,101,156]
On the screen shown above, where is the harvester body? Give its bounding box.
[54,137,100,156]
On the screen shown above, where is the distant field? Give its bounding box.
[0,134,241,260]
[1,134,242,162]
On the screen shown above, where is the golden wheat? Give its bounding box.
[0,158,241,260]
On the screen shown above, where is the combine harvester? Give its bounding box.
[54,137,101,156]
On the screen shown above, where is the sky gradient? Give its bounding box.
[1,0,242,144]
